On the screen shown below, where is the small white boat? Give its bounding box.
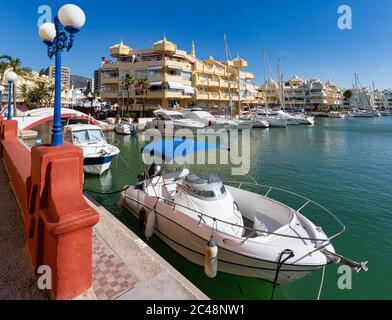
[118,140,368,285]
[115,122,138,135]
[63,124,120,175]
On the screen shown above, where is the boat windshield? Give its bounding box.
[170,114,186,120]
[195,111,214,119]
[88,129,105,142]
[184,174,227,200]
[72,129,105,144]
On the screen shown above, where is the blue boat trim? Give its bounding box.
[84,155,114,166]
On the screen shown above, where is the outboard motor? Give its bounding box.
[147,163,162,178]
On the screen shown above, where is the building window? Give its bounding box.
[167,68,181,76]
[181,71,192,81]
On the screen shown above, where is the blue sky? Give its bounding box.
[1,0,391,89]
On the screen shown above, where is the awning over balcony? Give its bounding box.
[150,81,163,86]
[167,82,184,90]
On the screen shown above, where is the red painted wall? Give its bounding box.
[0,120,99,299]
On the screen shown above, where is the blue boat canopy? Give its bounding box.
[141,139,227,163]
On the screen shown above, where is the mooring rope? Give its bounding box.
[317,266,326,300]
[83,185,130,195]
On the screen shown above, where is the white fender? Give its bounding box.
[204,240,218,278]
[116,194,125,206]
[145,210,156,240]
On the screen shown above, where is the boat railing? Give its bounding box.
[223,179,346,243]
[123,180,346,244]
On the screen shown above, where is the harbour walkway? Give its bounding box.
[0,163,47,300]
[0,161,208,300]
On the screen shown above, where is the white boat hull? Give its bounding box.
[120,186,332,285]
[251,119,270,128]
[84,161,112,175]
[265,118,287,128]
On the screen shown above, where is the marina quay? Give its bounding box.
[0,0,391,311]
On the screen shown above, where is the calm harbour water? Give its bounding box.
[36,117,392,299]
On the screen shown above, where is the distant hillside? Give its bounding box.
[70,75,90,89]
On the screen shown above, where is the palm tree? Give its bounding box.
[0,55,32,113]
[18,83,29,108]
[136,76,149,117]
[28,82,52,108]
[343,90,353,109]
[46,84,55,107]
[0,61,8,82]
[123,73,136,113]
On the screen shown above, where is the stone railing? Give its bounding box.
[0,119,99,299]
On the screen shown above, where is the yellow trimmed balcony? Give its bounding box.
[194,77,208,86]
[209,92,220,100]
[208,79,220,87]
[195,92,209,100]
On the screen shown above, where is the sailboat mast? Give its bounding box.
[224,34,233,117]
[262,49,269,110]
[354,73,359,108]
[277,58,283,107]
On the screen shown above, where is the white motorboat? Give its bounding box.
[348,109,380,118]
[277,110,315,125]
[255,111,287,128]
[63,124,120,175]
[379,110,391,116]
[118,140,367,285]
[182,108,228,128]
[251,118,270,129]
[329,111,346,119]
[145,109,207,133]
[182,109,257,130]
[240,111,269,128]
[225,119,255,130]
[115,122,138,135]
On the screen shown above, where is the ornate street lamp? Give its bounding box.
[38,4,85,146]
[4,71,18,120]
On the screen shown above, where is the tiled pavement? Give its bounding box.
[92,233,138,300]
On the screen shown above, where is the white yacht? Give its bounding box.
[145,109,207,133]
[277,110,315,125]
[63,124,120,175]
[118,140,367,285]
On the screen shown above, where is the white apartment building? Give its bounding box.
[259,75,342,110]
